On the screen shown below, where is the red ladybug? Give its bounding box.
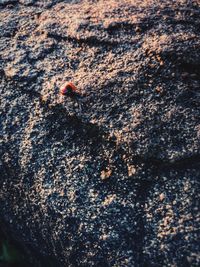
[60,82,80,97]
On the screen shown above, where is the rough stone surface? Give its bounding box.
[0,0,200,266]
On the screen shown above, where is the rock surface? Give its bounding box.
[0,0,200,266]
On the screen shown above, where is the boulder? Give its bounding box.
[0,0,199,266]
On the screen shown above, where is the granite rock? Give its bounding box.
[0,0,200,266]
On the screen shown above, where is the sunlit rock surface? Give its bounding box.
[0,0,200,266]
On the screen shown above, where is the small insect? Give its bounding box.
[60,82,80,97]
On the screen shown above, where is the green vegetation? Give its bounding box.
[0,240,22,263]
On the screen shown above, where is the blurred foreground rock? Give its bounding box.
[0,0,200,266]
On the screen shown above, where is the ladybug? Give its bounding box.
[60,82,80,97]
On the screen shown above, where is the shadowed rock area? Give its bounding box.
[0,0,200,266]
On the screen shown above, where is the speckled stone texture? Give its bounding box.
[0,0,200,266]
